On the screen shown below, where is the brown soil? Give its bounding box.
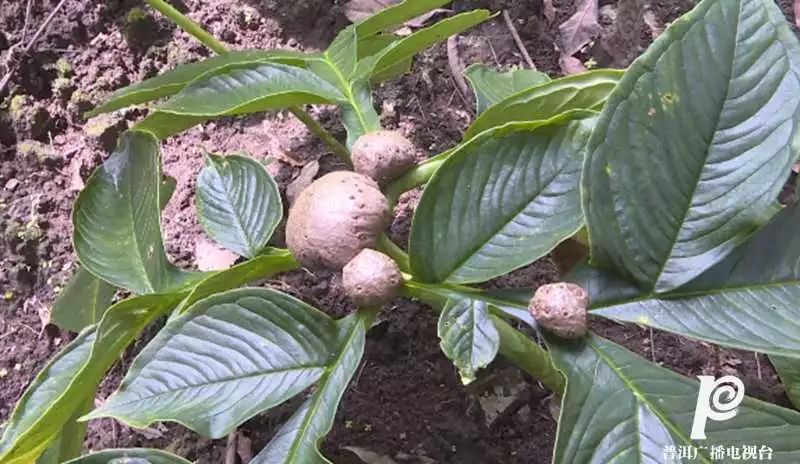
[0,0,796,463]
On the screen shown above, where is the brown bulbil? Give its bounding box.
[351,130,416,186]
[343,249,402,307]
[529,282,588,339]
[286,171,390,270]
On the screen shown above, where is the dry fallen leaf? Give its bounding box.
[559,55,588,75]
[642,9,664,39]
[195,238,238,271]
[24,296,50,335]
[343,446,399,464]
[543,0,556,23]
[558,0,602,57]
[345,0,398,23]
[286,160,320,205]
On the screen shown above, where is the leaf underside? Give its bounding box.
[196,154,282,258]
[437,297,500,384]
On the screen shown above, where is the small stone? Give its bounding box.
[4,179,19,191]
[529,282,588,339]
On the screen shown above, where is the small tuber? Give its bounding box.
[343,249,402,307]
[529,282,588,339]
[351,130,416,186]
[286,171,390,270]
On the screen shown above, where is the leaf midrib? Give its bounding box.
[588,277,800,312]
[441,125,583,281]
[99,364,327,411]
[648,0,741,292]
[284,318,364,463]
[588,339,713,464]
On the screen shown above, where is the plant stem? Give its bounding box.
[377,233,410,272]
[385,155,446,207]
[288,106,352,165]
[144,0,350,161]
[402,279,565,394]
[144,0,228,55]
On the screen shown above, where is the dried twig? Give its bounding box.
[502,10,537,70]
[446,36,471,108]
[754,353,763,381]
[0,0,69,96]
[22,0,34,42]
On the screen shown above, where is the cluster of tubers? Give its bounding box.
[286,130,415,308]
[286,129,588,339]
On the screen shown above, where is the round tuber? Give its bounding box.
[343,249,402,307]
[351,130,416,186]
[528,282,588,339]
[286,171,390,270]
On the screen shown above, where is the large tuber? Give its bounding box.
[343,249,402,307]
[286,171,390,270]
[529,282,588,339]
[351,130,416,186]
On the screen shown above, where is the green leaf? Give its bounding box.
[584,204,800,359]
[175,248,298,313]
[402,279,565,393]
[409,115,595,284]
[73,131,195,294]
[464,63,551,114]
[437,297,499,384]
[133,112,208,140]
[85,288,339,439]
[771,356,800,410]
[252,311,369,464]
[152,63,344,117]
[0,251,297,462]
[51,266,116,332]
[356,10,492,83]
[86,49,309,117]
[0,293,184,464]
[341,79,381,148]
[464,69,622,139]
[354,0,451,37]
[34,385,91,463]
[548,334,800,463]
[307,27,382,147]
[583,0,800,293]
[135,62,345,139]
[63,449,192,464]
[196,154,282,258]
[53,175,177,333]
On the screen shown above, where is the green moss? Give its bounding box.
[52,77,74,100]
[55,57,73,77]
[9,95,30,120]
[126,7,148,24]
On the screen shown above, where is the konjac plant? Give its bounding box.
[4,0,800,462]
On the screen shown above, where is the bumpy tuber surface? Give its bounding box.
[343,249,402,307]
[351,130,416,186]
[529,282,588,339]
[286,171,390,270]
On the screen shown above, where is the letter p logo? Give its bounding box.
[690,375,745,440]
